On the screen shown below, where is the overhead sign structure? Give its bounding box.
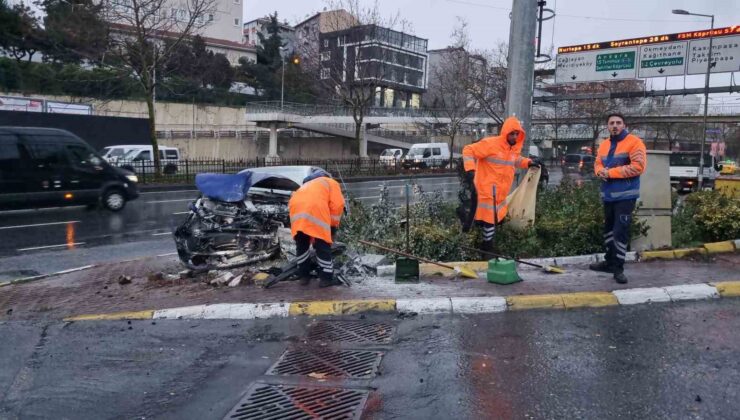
[555,25,740,84]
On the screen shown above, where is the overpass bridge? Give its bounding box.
[245,101,740,157]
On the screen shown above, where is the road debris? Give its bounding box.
[147,272,165,282]
[228,274,244,287]
[117,275,132,285]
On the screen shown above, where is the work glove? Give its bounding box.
[528,158,543,168]
[465,170,476,184]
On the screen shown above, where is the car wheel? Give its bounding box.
[103,189,126,212]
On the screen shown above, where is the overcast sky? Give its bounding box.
[245,0,740,98]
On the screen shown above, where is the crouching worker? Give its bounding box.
[289,168,346,287]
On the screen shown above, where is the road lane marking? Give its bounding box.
[139,189,199,195]
[17,242,85,252]
[152,232,172,236]
[146,199,194,204]
[0,221,80,230]
[172,211,190,215]
[156,252,178,257]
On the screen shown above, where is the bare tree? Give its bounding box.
[102,0,215,173]
[424,18,480,165]
[312,0,410,156]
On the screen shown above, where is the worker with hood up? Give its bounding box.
[288,168,345,287]
[462,116,542,252]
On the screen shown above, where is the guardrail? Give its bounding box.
[115,158,458,184]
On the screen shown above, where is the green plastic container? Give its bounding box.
[487,258,521,284]
[395,257,420,283]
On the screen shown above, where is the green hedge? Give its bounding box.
[0,58,253,106]
[339,179,649,261]
[672,190,740,248]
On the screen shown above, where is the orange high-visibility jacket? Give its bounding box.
[594,131,647,202]
[289,175,345,244]
[462,117,531,224]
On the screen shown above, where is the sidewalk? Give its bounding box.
[1,251,737,321]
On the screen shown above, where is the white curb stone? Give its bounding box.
[613,287,671,305]
[377,264,395,277]
[202,303,233,319]
[396,298,452,314]
[230,303,290,319]
[153,305,206,320]
[663,284,719,301]
[734,239,740,249]
[451,297,507,313]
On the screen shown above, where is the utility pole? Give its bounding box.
[505,0,538,152]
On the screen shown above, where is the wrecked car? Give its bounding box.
[174,166,324,270]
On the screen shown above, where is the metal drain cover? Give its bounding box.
[224,382,369,420]
[267,348,383,379]
[308,321,395,344]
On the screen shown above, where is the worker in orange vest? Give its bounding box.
[289,168,345,287]
[462,116,542,252]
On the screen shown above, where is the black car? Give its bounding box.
[0,127,139,211]
[562,153,595,175]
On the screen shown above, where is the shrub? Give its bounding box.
[673,190,740,247]
[338,178,649,261]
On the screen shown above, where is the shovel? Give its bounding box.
[358,240,479,279]
[460,245,565,274]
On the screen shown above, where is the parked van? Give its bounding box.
[117,145,180,175]
[379,148,403,166]
[401,143,451,168]
[0,127,139,211]
[100,145,147,164]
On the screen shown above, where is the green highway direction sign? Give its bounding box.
[556,31,740,83]
[555,47,637,83]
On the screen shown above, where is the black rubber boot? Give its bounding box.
[589,260,615,273]
[319,277,341,288]
[614,272,628,284]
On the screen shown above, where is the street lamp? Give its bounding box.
[279,46,286,112]
[672,9,715,189]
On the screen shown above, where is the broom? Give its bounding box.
[460,245,566,274]
[358,240,479,279]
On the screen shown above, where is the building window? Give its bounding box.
[320,51,330,61]
[234,18,240,26]
[234,0,240,3]
[337,36,345,46]
[323,39,329,48]
[320,68,330,79]
[208,13,214,22]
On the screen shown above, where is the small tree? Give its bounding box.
[39,0,109,64]
[102,0,216,174]
[1,2,46,63]
[424,18,480,165]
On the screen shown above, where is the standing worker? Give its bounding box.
[289,168,345,287]
[462,116,542,252]
[590,113,647,284]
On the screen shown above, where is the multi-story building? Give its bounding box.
[243,17,296,52]
[319,24,428,109]
[106,0,255,65]
[294,9,358,71]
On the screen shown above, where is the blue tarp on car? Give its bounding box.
[195,170,299,202]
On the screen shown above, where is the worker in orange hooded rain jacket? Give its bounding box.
[462,116,542,251]
[289,168,345,288]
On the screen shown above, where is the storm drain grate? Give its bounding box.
[267,348,383,379]
[224,382,369,420]
[307,321,395,344]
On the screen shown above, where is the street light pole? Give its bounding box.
[280,46,286,112]
[672,9,715,189]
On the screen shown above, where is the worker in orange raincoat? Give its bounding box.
[462,116,542,252]
[289,168,345,287]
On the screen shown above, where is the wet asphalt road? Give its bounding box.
[1,299,738,419]
[0,176,461,279]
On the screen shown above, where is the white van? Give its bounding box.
[100,145,148,164]
[379,148,403,166]
[117,145,181,174]
[401,143,450,168]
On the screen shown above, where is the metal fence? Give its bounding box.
[116,157,458,184]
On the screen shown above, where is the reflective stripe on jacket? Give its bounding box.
[594,131,647,202]
[462,116,531,224]
[288,176,345,243]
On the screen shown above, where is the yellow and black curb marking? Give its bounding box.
[640,240,737,261]
[63,281,740,322]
